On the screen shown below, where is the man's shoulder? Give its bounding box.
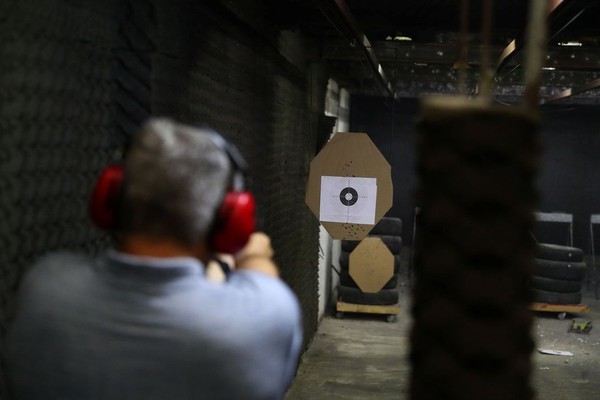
[228,271,298,301]
[39,250,94,264]
[20,251,96,292]
[223,271,302,325]
[30,250,94,273]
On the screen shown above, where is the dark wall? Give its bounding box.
[0,0,323,346]
[350,96,420,244]
[351,95,600,252]
[536,105,600,252]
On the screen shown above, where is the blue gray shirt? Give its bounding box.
[6,251,303,400]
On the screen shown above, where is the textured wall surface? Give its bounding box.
[350,96,420,242]
[0,0,322,348]
[0,0,125,333]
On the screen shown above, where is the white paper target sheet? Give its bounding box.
[319,176,377,224]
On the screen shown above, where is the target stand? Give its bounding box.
[530,302,590,320]
[335,301,400,323]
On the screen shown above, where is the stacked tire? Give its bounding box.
[532,243,587,305]
[337,217,403,306]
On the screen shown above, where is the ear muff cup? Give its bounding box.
[212,191,256,254]
[89,164,124,231]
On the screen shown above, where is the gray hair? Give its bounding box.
[119,118,232,245]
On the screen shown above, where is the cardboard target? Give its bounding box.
[319,176,377,224]
[305,132,393,240]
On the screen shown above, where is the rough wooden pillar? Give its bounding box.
[410,97,541,400]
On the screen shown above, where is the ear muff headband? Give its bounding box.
[205,130,256,253]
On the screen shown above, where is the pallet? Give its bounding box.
[335,301,400,322]
[530,302,590,320]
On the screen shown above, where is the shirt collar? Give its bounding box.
[102,249,205,280]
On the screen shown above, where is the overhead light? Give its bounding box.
[542,67,556,71]
[558,41,582,47]
[385,35,412,42]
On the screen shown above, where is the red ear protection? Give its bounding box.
[89,164,124,231]
[212,191,256,254]
[89,130,256,254]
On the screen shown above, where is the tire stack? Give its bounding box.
[532,243,586,305]
[337,217,403,306]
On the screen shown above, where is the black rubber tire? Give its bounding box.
[532,288,582,305]
[341,235,402,255]
[393,254,402,273]
[536,243,583,262]
[531,275,583,293]
[338,285,400,305]
[370,217,403,236]
[377,235,402,255]
[534,258,586,281]
[339,251,350,270]
[339,270,399,290]
[339,253,401,273]
[341,240,360,253]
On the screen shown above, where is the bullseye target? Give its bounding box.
[319,176,377,224]
[305,132,392,240]
[339,187,358,206]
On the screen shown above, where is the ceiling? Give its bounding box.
[272,0,600,103]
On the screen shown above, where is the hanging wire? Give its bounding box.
[479,0,494,101]
[523,0,549,108]
[316,4,354,44]
[388,96,395,162]
[458,0,469,95]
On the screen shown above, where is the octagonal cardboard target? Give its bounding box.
[349,237,394,293]
[305,132,393,240]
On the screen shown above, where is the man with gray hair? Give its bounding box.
[6,118,303,400]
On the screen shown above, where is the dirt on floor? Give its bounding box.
[287,286,600,400]
[532,291,600,400]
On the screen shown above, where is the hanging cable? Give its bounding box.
[458,0,469,95]
[479,0,494,101]
[523,0,549,108]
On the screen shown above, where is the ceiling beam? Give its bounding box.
[320,0,395,98]
[323,41,600,71]
[496,0,594,72]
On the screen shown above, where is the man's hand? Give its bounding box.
[205,255,234,283]
[234,232,279,278]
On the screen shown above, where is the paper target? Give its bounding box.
[319,176,377,224]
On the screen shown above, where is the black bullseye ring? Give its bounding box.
[339,187,359,206]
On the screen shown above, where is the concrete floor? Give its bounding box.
[286,286,600,400]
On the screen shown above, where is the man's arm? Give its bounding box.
[234,232,279,278]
